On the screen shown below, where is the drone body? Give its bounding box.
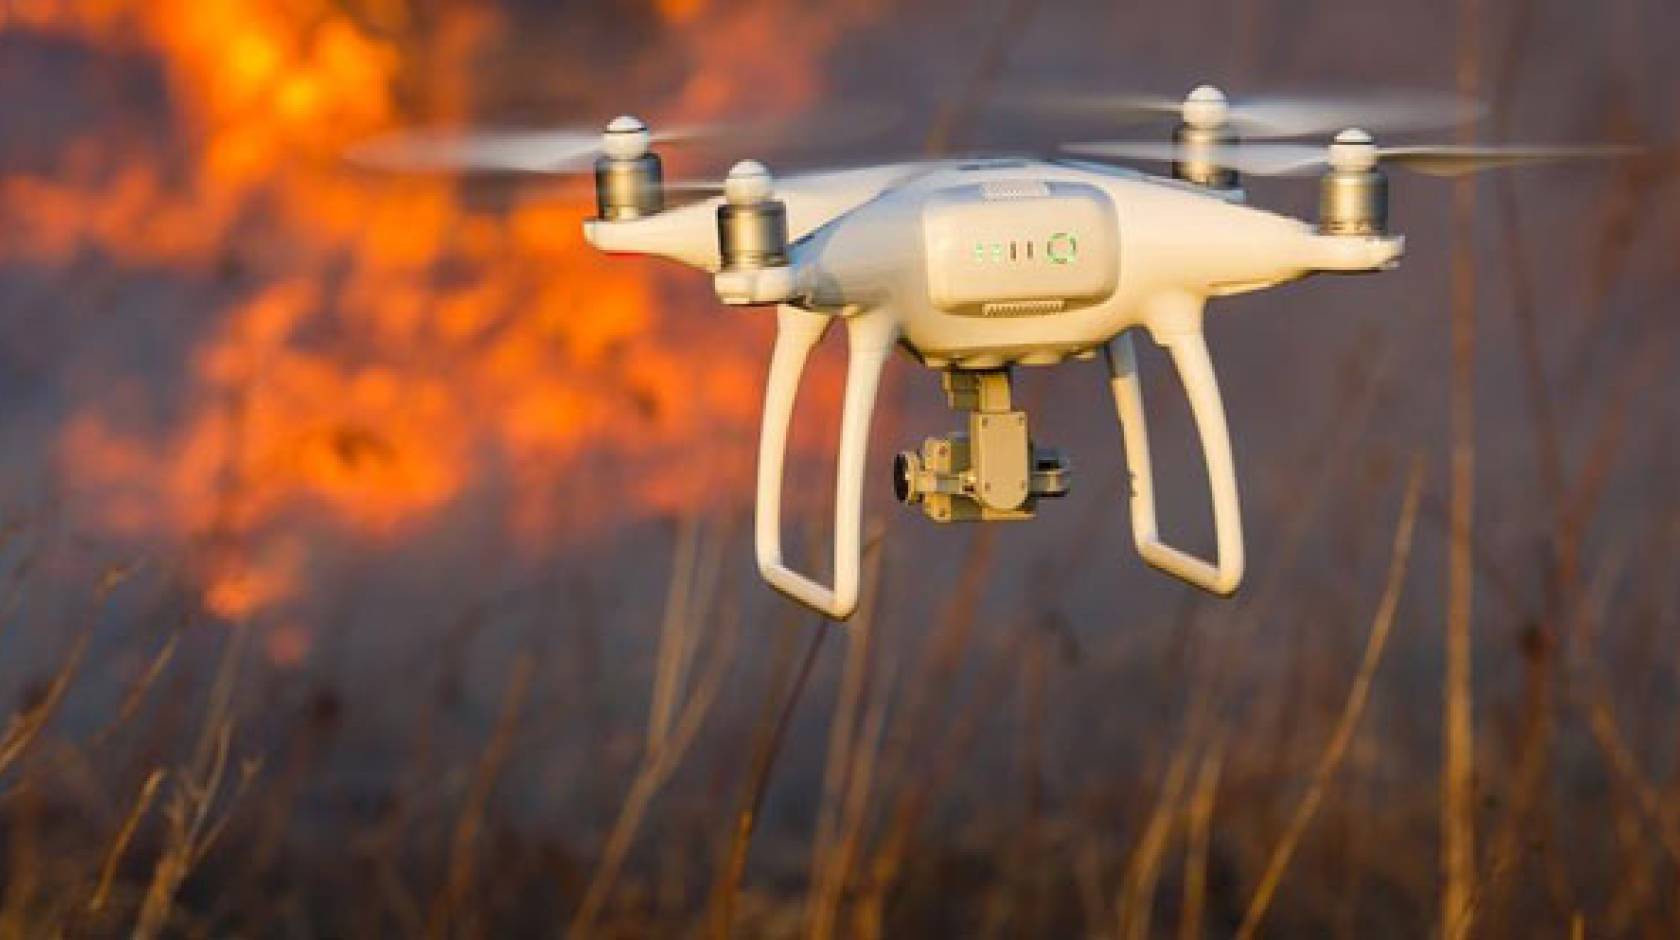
[357,85,1625,621]
[586,155,1401,617]
[588,158,1403,362]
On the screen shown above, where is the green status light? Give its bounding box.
[972,235,1077,264]
[1046,232,1077,265]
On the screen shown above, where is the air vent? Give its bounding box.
[980,180,1052,201]
[979,299,1065,317]
[958,159,1029,171]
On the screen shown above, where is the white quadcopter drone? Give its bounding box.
[356,85,1627,620]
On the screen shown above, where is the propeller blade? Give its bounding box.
[996,90,1184,124]
[1374,143,1640,176]
[349,103,902,177]
[1009,88,1480,139]
[346,128,614,174]
[665,158,956,200]
[663,103,903,151]
[1227,91,1482,138]
[1060,140,1328,176]
[1064,138,1636,178]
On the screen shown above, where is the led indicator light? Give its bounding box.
[1046,232,1077,265]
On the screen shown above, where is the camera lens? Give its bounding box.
[893,452,915,503]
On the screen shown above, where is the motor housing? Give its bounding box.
[717,160,790,271]
[593,116,665,220]
[1317,128,1389,235]
[1319,167,1388,235]
[1172,122,1241,190]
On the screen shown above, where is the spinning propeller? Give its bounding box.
[347,115,686,174]
[1006,84,1482,139]
[351,114,768,220]
[1063,128,1637,178]
[1066,126,1634,234]
[348,104,898,175]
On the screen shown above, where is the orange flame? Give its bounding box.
[4,0,882,622]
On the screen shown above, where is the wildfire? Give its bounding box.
[2,0,883,623]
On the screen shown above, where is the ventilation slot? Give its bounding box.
[980,180,1051,200]
[980,299,1065,317]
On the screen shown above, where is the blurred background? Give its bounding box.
[0,0,1675,935]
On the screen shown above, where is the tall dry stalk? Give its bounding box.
[1085,337,1394,938]
[648,515,702,754]
[428,653,534,936]
[1475,112,1679,919]
[134,619,261,940]
[854,624,1019,938]
[89,769,165,914]
[811,555,878,876]
[1238,462,1425,938]
[809,648,897,940]
[0,561,138,785]
[856,524,998,881]
[0,631,90,783]
[800,531,888,938]
[706,523,888,940]
[1179,737,1224,940]
[1569,534,1680,868]
[1116,741,1195,940]
[708,621,828,938]
[1013,614,1054,934]
[1442,0,1481,934]
[568,516,739,937]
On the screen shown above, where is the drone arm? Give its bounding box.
[755,306,895,620]
[1105,320,1246,596]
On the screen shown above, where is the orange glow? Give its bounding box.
[206,557,297,621]
[5,0,880,618]
[265,621,313,668]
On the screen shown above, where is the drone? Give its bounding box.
[355,85,1628,620]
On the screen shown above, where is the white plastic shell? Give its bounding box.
[921,181,1119,315]
[581,156,1408,618]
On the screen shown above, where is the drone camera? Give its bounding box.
[895,369,1071,522]
[894,434,1071,522]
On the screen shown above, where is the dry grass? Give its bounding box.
[568,515,741,937]
[0,396,1673,938]
[1237,460,1423,938]
[1441,3,1482,936]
